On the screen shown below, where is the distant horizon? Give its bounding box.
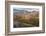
[13,8,39,13]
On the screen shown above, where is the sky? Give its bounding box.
[13,7,39,13]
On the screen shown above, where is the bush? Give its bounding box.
[14,15,39,27]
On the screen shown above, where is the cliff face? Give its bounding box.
[13,10,39,21]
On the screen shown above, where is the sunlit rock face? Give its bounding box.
[13,10,39,21]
